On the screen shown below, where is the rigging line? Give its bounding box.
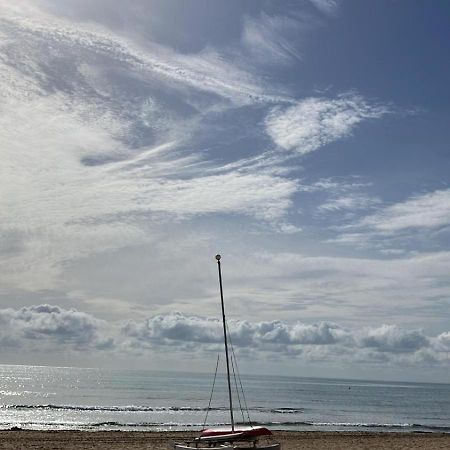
[226,323,251,425]
[202,353,220,429]
[232,347,252,425]
[227,323,252,426]
[230,347,246,424]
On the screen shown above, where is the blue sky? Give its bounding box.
[0,0,449,382]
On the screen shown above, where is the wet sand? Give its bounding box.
[0,430,449,450]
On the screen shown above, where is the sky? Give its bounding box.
[0,0,449,383]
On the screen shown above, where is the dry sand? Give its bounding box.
[0,430,449,450]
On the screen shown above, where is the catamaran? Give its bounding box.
[173,255,281,450]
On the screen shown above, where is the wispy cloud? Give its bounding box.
[310,177,381,214]
[0,92,297,288]
[241,13,302,66]
[0,0,391,295]
[216,250,450,331]
[331,188,450,249]
[265,94,389,154]
[3,0,438,380]
[308,0,339,15]
[358,189,450,233]
[318,193,381,214]
[0,0,303,291]
[0,0,288,106]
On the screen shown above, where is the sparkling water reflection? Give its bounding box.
[0,365,449,432]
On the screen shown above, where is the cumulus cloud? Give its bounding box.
[122,313,223,347]
[433,331,450,352]
[1,0,431,380]
[0,304,114,350]
[265,94,388,155]
[0,306,447,369]
[122,313,353,350]
[118,312,450,370]
[121,312,445,366]
[358,324,429,353]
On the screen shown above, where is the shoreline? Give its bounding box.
[0,430,448,450]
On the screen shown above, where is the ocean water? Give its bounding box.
[0,364,449,433]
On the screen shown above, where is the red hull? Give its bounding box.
[201,426,272,439]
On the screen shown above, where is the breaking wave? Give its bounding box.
[1,404,303,414]
[1,421,449,433]
[1,404,448,433]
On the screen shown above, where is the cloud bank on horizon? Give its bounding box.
[0,0,449,380]
[0,305,448,380]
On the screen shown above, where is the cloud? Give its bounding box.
[0,0,288,106]
[0,90,298,288]
[0,0,390,295]
[265,94,388,154]
[138,173,297,221]
[0,0,301,291]
[121,313,416,353]
[358,189,450,233]
[331,188,450,249]
[358,324,429,353]
[308,0,339,15]
[0,304,113,350]
[0,0,426,376]
[258,320,349,345]
[241,13,302,66]
[0,305,447,370]
[122,313,350,351]
[122,313,223,346]
[318,193,381,213]
[433,331,450,352]
[120,312,448,368]
[217,250,450,333]
[305,177,381,217]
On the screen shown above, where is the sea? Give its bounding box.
[0,364,449,433]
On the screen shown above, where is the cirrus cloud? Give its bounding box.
[359,188,450,233]
[332,188,450,249]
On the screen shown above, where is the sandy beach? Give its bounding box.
[0,430,448,450]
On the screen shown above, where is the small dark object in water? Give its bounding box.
[9,426,22,431]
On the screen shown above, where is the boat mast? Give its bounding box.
[215,254,235,432]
